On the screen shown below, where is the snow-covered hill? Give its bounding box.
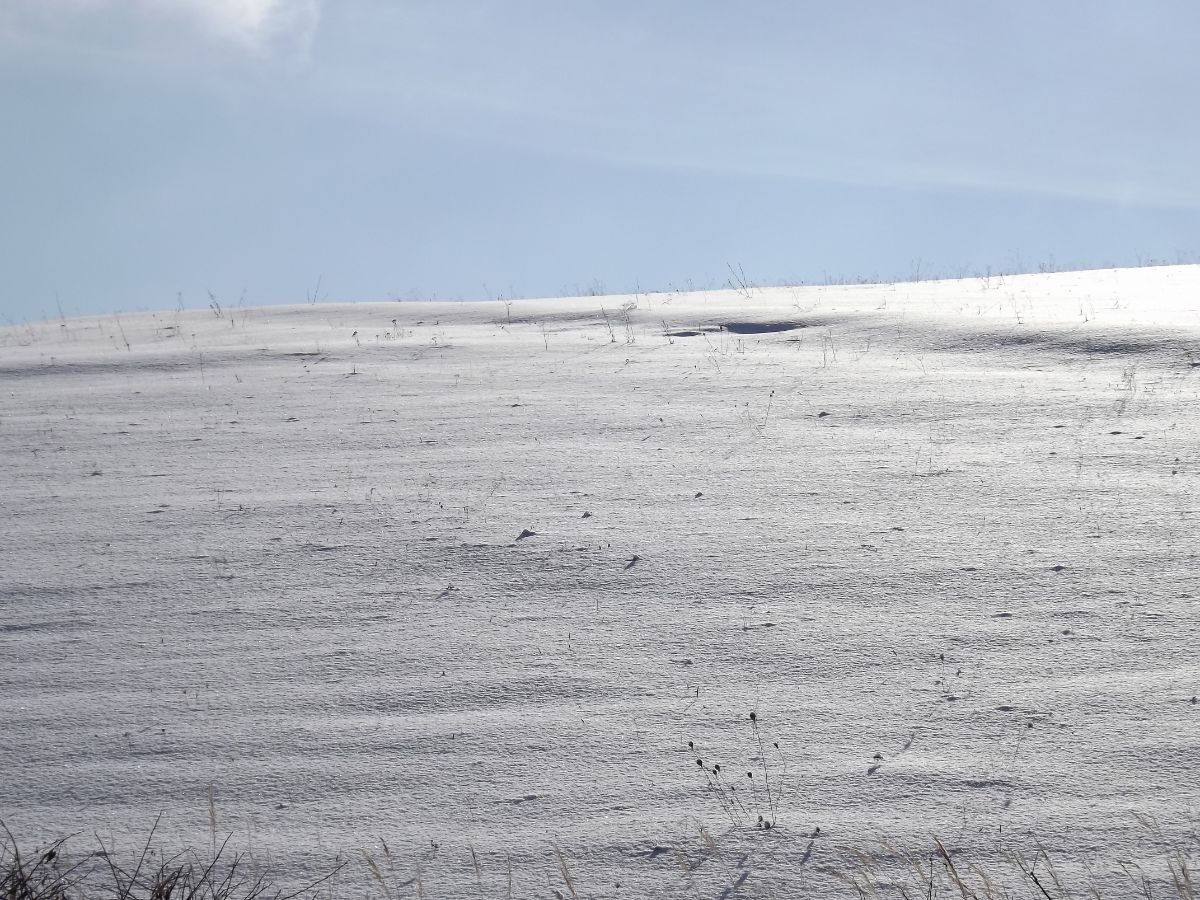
[3,266,1198,897]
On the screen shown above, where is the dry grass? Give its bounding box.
[1,820,344,900]
[816,834,1197,900]
[6,819,1195,899]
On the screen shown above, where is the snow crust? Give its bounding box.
[2,266,1199,896]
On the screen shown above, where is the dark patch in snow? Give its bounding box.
[721,321,810,334]
[1,621,62,634]
[505,310,603,326]
[0,359,201,378]
[962,779,1012,789]
[942,327,1190,360]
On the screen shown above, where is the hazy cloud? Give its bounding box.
[6,0,320,54]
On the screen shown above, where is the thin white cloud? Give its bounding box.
[8,0,320,54]
[168,0,320,51]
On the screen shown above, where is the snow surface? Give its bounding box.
[2,266,1199,897]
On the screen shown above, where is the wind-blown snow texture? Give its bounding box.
[2,267,1198,897]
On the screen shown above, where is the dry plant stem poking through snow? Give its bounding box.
[687,711,786,830]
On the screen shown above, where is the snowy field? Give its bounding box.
[2,266,1199,898]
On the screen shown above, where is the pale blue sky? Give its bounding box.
[3,1,1198,320]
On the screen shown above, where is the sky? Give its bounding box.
[2,1,1199,321]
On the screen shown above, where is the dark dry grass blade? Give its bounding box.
[1,823,96,900]
[934,837,980,900]
[3,824,344,900]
